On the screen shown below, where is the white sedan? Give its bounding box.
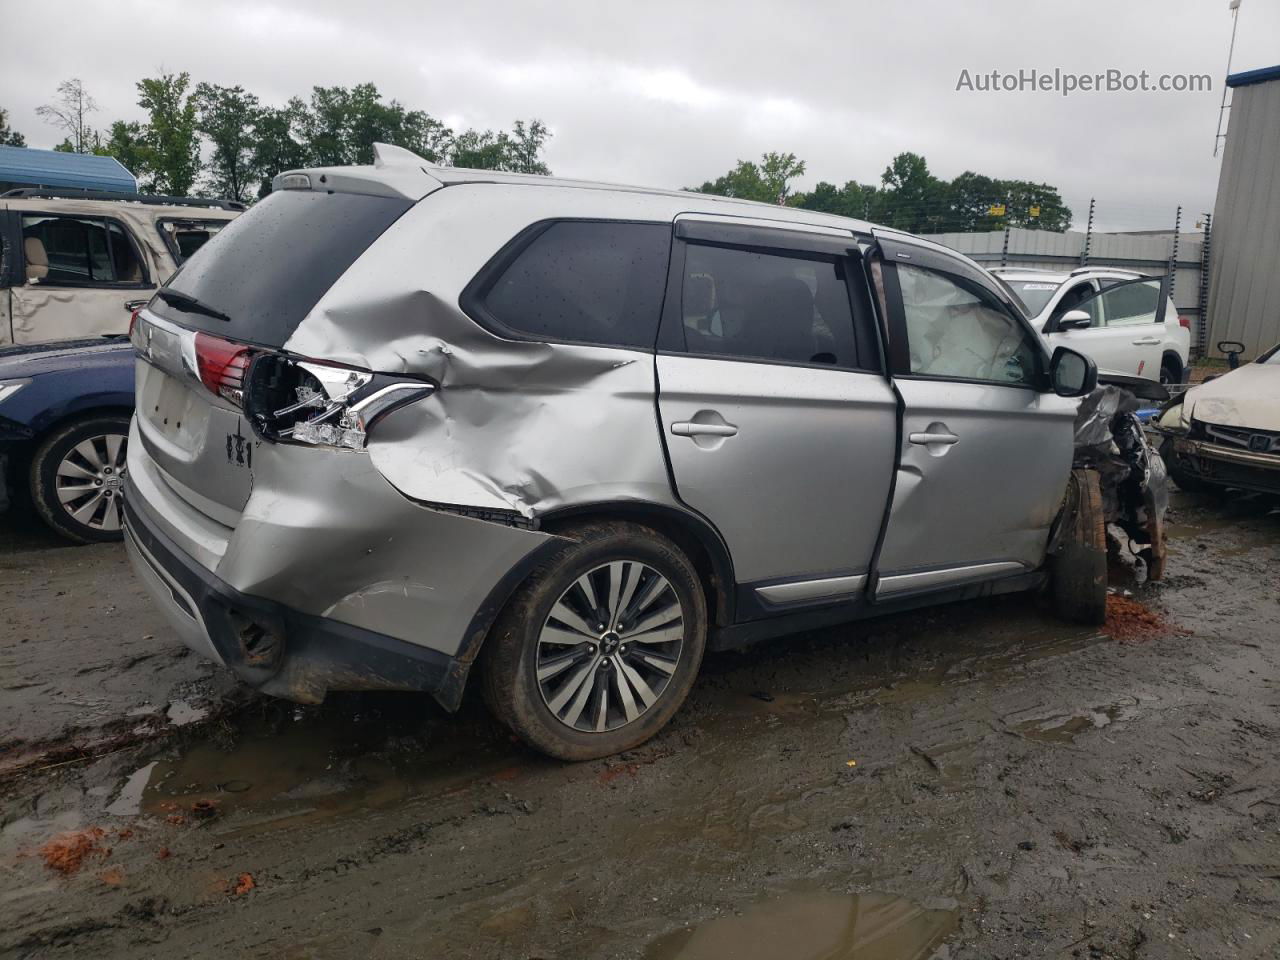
[1156,342,1280,495]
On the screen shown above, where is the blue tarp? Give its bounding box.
[0,145,137,193]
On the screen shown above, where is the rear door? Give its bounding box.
[871,234,1077,598]
[1046,276,1169,380]
[656,217,897,612]
[10,211,154,343]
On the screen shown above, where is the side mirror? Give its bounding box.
[1057,309,1092,330]
[1049,346,1097,398]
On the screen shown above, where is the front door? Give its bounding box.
[1046,276,1169,380]
[656,218,897,610]
[871,234,1078,598]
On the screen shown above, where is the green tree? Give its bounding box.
[760,151,805,204]
[36,79,99,153]
[251,98,310,198]
[795,179,881,219]
[101,121,151,181]
[194,83,260,202]
[692,152,806,205]
[1000,179,1071,231]
[877,152,947,232]
[134,72,200,195]
[0,107,25,146]
[507,120,551,174]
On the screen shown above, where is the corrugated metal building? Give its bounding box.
[1207,64,1280,359]
[0,145,137,193]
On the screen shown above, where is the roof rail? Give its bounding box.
[1069,265,1143,278]
[988,267,1047,273]
[0,187,246,211]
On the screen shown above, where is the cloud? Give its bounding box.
[3,0,1276,229]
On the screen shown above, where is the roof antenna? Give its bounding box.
[1213,0,1243,156]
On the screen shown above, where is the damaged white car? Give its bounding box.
[125,145,1158,760]
[1157,341,1280,496]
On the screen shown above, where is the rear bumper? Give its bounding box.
[124,490,468,709]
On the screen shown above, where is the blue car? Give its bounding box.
[0,336,134,542]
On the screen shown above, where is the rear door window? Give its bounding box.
[678,244,857,367]
[476,220,671,349]
[21,214,148,286]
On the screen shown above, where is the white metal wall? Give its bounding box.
[1207,76,1280,360]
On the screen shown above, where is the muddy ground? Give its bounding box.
[2,492,1278,959]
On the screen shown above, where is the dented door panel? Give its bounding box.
[875,379,1076,592]
[10,285,134,343]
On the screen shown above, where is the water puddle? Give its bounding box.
[106,761,157,816]
[645,891,957,960]
[111,705,525,824]
[1013,701,1140,744]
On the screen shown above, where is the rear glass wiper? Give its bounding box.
[156,288,232,324]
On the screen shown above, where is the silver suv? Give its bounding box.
[124,145,1100,760]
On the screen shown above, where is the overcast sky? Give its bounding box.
[4,0,1276,231]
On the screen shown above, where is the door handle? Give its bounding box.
[1131,337,1161,345]
[672,421,738,438]
[909,431,959,446]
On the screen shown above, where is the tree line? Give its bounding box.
[691,150,1072,233]
[4,77,550,202]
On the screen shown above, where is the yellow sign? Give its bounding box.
[1029,205,1041,218]
[988,203,1006,216]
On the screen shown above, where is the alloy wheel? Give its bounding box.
[535,560,686,733]
[55,432,128,533]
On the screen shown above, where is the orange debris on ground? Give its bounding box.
[38,828,109,875]
[230,873,256,896]
[1105,594,1176,643]
[100,867,124,886]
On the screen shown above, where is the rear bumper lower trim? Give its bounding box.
[123,487,468,710]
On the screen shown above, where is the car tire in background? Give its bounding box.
[30,414,131,544]
[1158,437,1217,495]
[1050,468,1107,626]
[482,521,708,761]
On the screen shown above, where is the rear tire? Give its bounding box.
[481,521,707,761]
[1159,359,1180,386]
[1051,468,1107,625]
[29,415,131,544]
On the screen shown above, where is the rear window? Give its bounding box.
[1006,280,1061,316]
[475,220,671,348]
[149,190,411,346]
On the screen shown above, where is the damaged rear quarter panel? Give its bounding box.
[281,184,690,518]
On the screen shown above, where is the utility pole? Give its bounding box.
[1168,205,1182,298]
[1214,0,1243,156]
[1197,213,1212,358]
[1080,198,1095,266]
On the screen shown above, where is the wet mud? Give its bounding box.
[2,491,1278,958]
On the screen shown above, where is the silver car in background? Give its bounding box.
[124,145,1100,760]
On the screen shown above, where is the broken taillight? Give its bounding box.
[1178,315,1191,329]
[243,354,433,451]
[194,332,252,407]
